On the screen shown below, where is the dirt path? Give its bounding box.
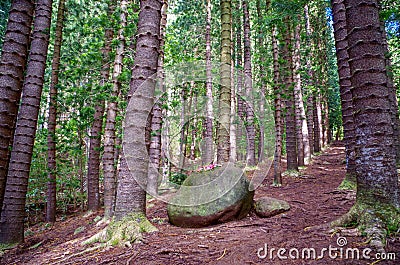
[1,142,399,264]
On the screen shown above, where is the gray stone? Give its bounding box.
[167,164,254,228]
[254,197,290,218]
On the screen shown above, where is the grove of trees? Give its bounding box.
[0,0,399,253]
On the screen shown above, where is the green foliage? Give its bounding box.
[0,0,10,50]
[169,172,188,185]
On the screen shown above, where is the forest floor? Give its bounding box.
[1,142,399,265]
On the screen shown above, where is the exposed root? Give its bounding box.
[83,213,158,247]
[330,203,400,253]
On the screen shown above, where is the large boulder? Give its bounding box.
[254,196,290,218]
[167,164,254,228]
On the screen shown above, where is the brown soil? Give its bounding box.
[1,142,399,264]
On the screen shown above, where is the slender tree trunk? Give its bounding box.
[0,0,34,212]
[148,0,167,195]
[379,13,400,163]
[235,1,244,162]
[217,0,232,164]
[230,20,237,163]
[114,0,162,220]
[313,95,321,153]
[0,0,52,244]
[103,1,128,217]
[46,0,66,223]
[256,0,267,162]
[304,5,314,155]
[293,19,310,165]
[203,0,214,165]
[283,19,298,171]
[87,2,116,211]
[331,0,356,180]
[242,0,255,166]
[272,27,282,185]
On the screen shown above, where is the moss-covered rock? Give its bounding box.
[254,197,290,218]
[167,163,254,228]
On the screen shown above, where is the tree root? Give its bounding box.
[82,213,158,247]
[330,203,400,253]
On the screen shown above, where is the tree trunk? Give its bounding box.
[87,1,116,212]
[242,0,255,166]
[379,13,400,164]
[272,27,282,186]
[235,0,244,162]
[148,0,168,196]
[203,0,214,165]
[304,5,314,156]
[0,0,34,212]
[331,0,400,248]
[313,95,321,153]
[293,18,310,166]
[103,1,128,217]
[114,0,161,220]
[46,0,66,223]
[331,0,356,180]
[217,0,232,164]
[0,0,52,244]
[283,19,298,171]
[345,0,399,207]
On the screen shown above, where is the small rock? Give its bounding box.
[254,197,290,218]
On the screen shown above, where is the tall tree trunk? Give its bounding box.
[235,0,244,162]
[293,18,310,165]
[304,5,314,155]
[87,1,116,212]
[148,0,167,196]
[345,0,399,205]
[0,0,34,212]
[203,0,214,165]
[272,27,282,186]
[379,11,400,163]
[46,0,66,223]
[0,0,52,244]
[114,0,161,220]
[313,94,321,153]
[242,0,255,166]
[331,0,356,181]
[283,19,298,171]
[230,16,237,163]
[333,0,400,247]
[217,0,232,164]
[103,1,128,217]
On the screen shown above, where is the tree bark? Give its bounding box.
[217,0,232,164]
[0,0,52,244]
[87,0,116,210]
[148,0,168,196]
[0,0,34,212]
[242,0,256,166]
[203,0,214,165]
[283,19,298,171]
[344,0,399,206]
[46,0,66,223]
[114,0,162,220]
[304,5,314,156]
[272,27,282,186]
[331,0,356,180]
[293,18,310,166]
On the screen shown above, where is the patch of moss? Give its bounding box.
[338,177,357,191]
[83,213,157,247]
